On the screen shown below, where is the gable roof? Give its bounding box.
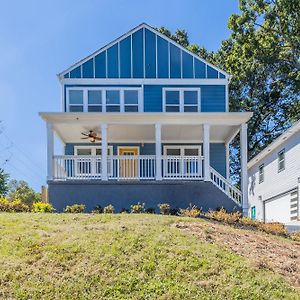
[248,119,300,169]
[58,23,230,80]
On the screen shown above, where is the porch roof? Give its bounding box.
[39,112,252,144]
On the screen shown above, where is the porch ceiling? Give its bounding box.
[40,112,252,144]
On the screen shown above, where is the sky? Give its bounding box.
[0,0,240,191]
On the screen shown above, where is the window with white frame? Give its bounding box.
[278,149,285,172]
[69,90,84,112]
[258,164,264,183]
[66,88,141,112]
[163,88,200,112]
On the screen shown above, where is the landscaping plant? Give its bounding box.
[158,203,171,215]
[130,202,145,213]
[103,204,114,214]
[32,202,54,213]
[64,204,85,213]
[179,204,201,218]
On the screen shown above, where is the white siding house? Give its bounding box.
[248,120,300,223]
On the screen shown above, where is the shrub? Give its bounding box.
[145,207,155,214]
[257,222,288,237]
[0,197,29,212]
[120,208,129,214]
[130,202,145,214]
[179,204,201,218]
[64,204,85,213]
[206,208,242,224]
[158,203,171,215]
[103,204,114,214]
[92,205,103,214]
[32,202,54,213]
[290,231,300,242]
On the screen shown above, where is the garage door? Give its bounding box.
[264,190,298,223]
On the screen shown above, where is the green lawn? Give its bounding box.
[0,213,299,300]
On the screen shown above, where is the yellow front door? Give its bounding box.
[118,147,139,178]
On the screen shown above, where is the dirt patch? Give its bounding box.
[176,221,300,288]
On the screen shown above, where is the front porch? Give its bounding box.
[40,112,251,211]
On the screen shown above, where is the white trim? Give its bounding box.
[74,145,113,156]
[163,145,202,156]
[203,124,210,181]
[117,146,140,156]
[47,122,54,180]
[162,87,201,112]
[61,78,228,85]
[117,42,120,78]
[58,23,230,79]
[66,86,142,113]
[225,82,229,112]
[143,27,145,79]
[240,123,248,216]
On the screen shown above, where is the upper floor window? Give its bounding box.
[278,149,285,172]
[163,88,200,112]
[67,87,141,112]
[258,164,264,183]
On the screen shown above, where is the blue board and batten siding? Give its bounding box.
[65,143,226,177]
[64,27,226,80]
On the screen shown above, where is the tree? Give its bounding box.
[0,168,9,197]
[8,180,41,206]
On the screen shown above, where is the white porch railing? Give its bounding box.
[209,167,242,205]
[162,155,204,180]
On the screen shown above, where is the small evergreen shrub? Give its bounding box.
[130,202,145,213]
[92,205,103,214]
[103,204,114,214]
[32,202,54,213]
[290,231,300,242]
[64,204,85,213]
[179,204,201,218]
[158,203,171,215]
[145,207,155,214]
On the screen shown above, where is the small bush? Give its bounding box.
[0,197,29,212]
[145,207,155,214]
[206,208,242,224]
[290,231,300,242]
[180,204,201,218]
[64,204,85,213]
[130,202,145,214]
[92,205,103,214]
[120,208,129,214]
[103,204,114,214]
[32,202,54,213]
[258,222,288,237]
[158,203,171,215]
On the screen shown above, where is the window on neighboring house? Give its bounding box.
[278,149,285,172]
[106,90,120,112]
[259,164,264,183]
[69,90,84,112]
[124,90,139,112]
[164,88,200,112]
[88,90,102,112]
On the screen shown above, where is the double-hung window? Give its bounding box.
[278,149,285,172]
[258,164,264,183]
[66,88,141,112]
[163,88,200,112]
[69,90,84,112]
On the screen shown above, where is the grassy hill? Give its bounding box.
[0,213,299,299]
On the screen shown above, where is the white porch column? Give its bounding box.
[203,124,210,181]
[155,123,162,180]
[47,122,54,181]
[240,123,248,216]
[101,123,108,181]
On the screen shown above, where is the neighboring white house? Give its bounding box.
[248,120,300,223]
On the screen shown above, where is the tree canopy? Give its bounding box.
[158,0,300,180]
[0,168,9,197]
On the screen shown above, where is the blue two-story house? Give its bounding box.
[40,23,252,214]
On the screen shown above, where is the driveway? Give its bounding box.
[285,221,300,233]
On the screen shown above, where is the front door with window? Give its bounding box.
[118,147,139,178]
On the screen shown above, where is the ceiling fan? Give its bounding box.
[81,130,101,143]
